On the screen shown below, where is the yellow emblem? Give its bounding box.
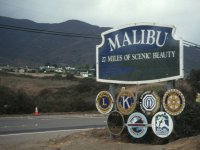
[116,89,136,115]
[96,91,114,114]
[163,89,185,116]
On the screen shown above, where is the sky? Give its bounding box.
[0,0,200,44]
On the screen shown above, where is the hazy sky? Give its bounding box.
[0,0,200,44]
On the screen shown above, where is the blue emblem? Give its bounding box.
[116,90,136,115]
[96,91,114,114]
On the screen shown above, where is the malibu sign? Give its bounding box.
[96,23,184,84]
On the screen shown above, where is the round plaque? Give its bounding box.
[140,91,160,116]
[127,112,148,138]
[116,90,136,115]
[163,89,185,116]
[96,91,114,114]
[151,111,173,138]
[107,111,125,135]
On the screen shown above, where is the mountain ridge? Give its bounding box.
[0,16,109,66]
[0,16,199,73]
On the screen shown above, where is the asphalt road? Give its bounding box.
[0,114,107,135]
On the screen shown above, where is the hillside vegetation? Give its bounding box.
[0,72,107,114]
[0,70,200,144]
[0,16,200,74]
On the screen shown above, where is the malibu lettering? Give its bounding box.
[108,30,168,51]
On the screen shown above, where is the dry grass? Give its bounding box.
[0,74,78,96]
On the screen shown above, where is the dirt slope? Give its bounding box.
[1,128,200,150]
[47,129,200,150]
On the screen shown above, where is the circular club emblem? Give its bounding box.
[96,91,114,114]
[163,89,185,116]
[140,91,160,116]
[107,111,125,135]
[127,112,148,138]
[151,112,173,138]
[116,90,136,115]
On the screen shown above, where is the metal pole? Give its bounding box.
[161,80,175,112]
[109,84,117,139]
[167,80,176,135]
[109,84,116,110]
[167,80,175,90]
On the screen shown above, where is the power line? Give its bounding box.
[183,40,200,49]
[0,24,101,39]
[0,23,200,49]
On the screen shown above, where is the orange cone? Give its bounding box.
[34,106,39,116]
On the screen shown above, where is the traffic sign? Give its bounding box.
[151,112,173,138]
[107,111,125,135]
[116,90,136,115]
[96,91,114,114]
[163,89,185,116]
[140,91,160,115]
[127,112,148,138]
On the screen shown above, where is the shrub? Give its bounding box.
[187,69,200,93]
[65,73,76,80]
[0,86,35,114]
[124,80,200,144]
[34,78,107,113]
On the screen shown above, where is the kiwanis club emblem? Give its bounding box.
[96,91,114,114]
[116,89,136,115]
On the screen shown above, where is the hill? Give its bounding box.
[0,16,200,73]
[184,46,200,74]
[0,16,108,66]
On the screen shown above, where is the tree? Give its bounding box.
[44,62,51,66]
[187,69,200,93]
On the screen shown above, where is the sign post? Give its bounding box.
[96,23,185,140]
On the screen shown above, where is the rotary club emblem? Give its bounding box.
[163,89,185,116]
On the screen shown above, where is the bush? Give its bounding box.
[187,69,200,93]
[33,78,107,113]
[122,80,200,144]
[0,86,35,114]
[176,80,196,102]
[65,73,76,80]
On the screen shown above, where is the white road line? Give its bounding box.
[0,124,28,128]
[0,128,95,137]
[0,115,106,120]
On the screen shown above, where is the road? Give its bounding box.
[0,114,107,148]
[0,114,107,135]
